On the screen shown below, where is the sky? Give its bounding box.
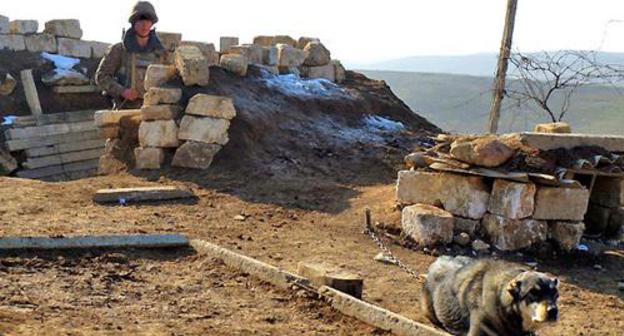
[4,0,624,64]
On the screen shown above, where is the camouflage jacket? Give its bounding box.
[95,28,166,106]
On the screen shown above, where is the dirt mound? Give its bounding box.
[0,50,109,116]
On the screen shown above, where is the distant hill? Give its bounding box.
[352,51,624,77]
[359,70,624,135]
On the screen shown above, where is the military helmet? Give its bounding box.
[129,1,159,24]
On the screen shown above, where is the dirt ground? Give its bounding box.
[0,173,622,335]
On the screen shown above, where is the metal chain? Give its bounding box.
[363,209,425,280]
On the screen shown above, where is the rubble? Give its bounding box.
[401,203,454,247]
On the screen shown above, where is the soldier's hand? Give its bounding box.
[122,88,139,101]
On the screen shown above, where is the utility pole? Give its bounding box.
[487,0,518,134]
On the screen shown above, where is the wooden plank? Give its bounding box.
[94,109,141,127]
[320,286,449,336]
[52,85,99,94]
[5,120,96,140]
[16,158,99,179]
[41,168,97,182]
[25,139,105,157]
[11,110,96,128]
[23,148,104,169]
[0,234,189,251]
[20,69,43,120]
[93,186,195,204]
[6,130,100,151]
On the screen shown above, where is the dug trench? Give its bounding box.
[0,65,622,334]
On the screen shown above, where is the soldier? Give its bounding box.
[95,1,166,109]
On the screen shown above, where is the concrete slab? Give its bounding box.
[93,186,195,204]
[518,132,624,152]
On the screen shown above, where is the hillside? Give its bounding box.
[353,51,624,77]
[359,70,624,135]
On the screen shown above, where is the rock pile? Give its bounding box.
[395,133,617,252]
[0,16,109,58]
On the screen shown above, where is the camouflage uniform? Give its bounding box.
[95,1,166,109]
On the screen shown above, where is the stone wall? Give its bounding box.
[0,16,109,58]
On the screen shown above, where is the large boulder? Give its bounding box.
[449,136,514,167]
[141,104,182,121]
[482,214,547,251]
[174,45,209,86]
[303,42,331,66]
[253,35,275,47]
[172,141,222,169]
[487,179,536,219]
[454,217,480,236]
[185,94,237,119]
[533,186,589,221]
[219,36,238,52]
[396,170,491,219]
[300,63,335,81]
[401,204,454,247]
[226,44,263,64]
[534,122,572,134]
[134,147,165,169]
[138,120,179,148]
[297,36,320,49]
[43,19,82,39]
[0,34,26,51]
[549,221,585,251]
[143,87,182,106]
[277,43,305,67]
[179,41,219,65]
[57,37,91,58]
[24,34,57,53]
[9,20,38,34]
[156,32,182,51]
[178,115,230,145]
[333,60,346,84]
[143,64,177,91]
[219,54,247,76]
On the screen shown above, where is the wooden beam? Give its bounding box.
[5,130,100,151]
[4,120,96,140]
[93,186,196,204]
[0,234,189,251]
[20,69,43,121]
[23,148,104,169]
[52,85,99,94]
[16,158,99,179]
[25,139,105,158]
[487,0,518,134]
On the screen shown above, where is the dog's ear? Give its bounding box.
[506,280,523,300]
[550,277,559,289]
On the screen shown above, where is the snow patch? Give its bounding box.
[364,115,405,132]
[258,73,348,98]
[41,52,80,69]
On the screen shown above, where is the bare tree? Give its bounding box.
[506,50,623,122]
